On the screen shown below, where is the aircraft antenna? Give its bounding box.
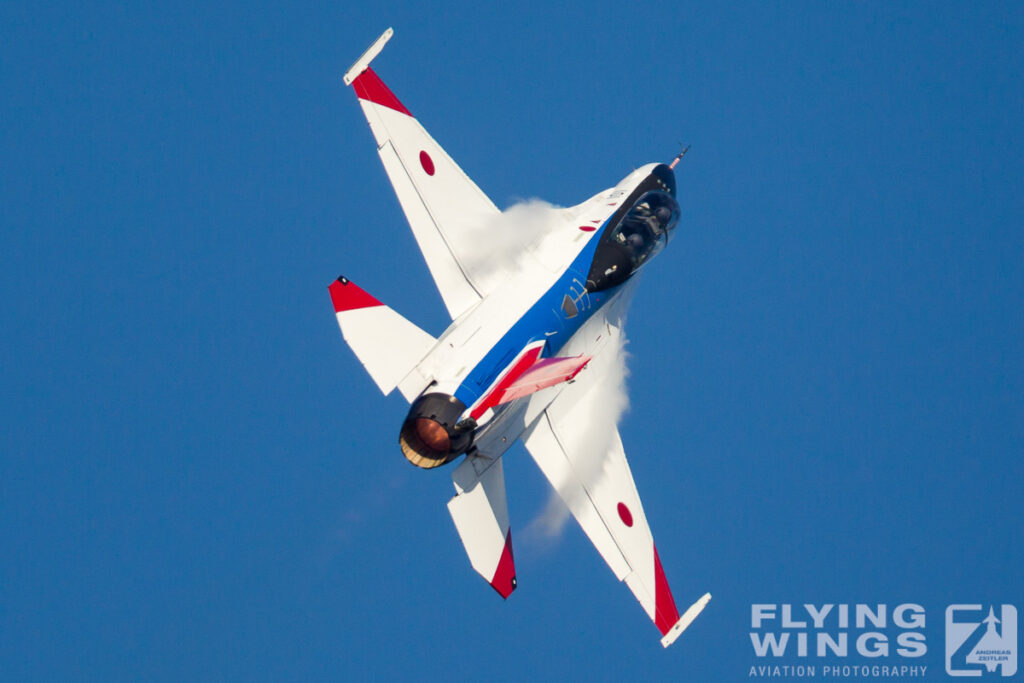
[669,144,691,169]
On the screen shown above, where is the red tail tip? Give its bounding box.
[328,276,383,313]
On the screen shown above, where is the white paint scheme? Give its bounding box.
[407,183,642,401]
[520,281,663,595]
[333,304,436,397]
[336,32,710,646]
[446,454,510,588]
[342,27,393,85]
[358,97,502,320]
[351,30,639,321]
[370,133,487,319]
[523,420,632,575]
[661,593,713,648]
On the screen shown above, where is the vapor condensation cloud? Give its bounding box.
[522,331,632,545]
[454,198,635,547]
[457,199,564,293]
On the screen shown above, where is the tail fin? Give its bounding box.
[328,276,435,398]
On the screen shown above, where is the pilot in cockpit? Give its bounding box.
[588,188,680,291]
[617,202,657,257]
[653,204,673,227]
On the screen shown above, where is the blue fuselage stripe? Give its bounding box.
[453,229,623,407]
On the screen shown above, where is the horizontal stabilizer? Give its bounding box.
[446,455,516,598]
[328,276,436,397]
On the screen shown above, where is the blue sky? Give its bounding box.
[2,2,1022,680]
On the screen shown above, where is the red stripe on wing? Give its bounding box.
[351,67,413,117]
[489,529,517,599]
[653,544,681,635]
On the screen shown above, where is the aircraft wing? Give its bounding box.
[344,29,502,320]
[521,317,710,647]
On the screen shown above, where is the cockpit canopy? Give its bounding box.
[586,186,680,291]
[608,191,679,268]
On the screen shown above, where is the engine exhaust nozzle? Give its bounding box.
[399,393,473,468]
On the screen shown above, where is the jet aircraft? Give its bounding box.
[330,28,711,647]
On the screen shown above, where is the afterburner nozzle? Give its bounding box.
[398,393,474,468]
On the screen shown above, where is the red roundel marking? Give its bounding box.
[578,225,597,232]
[419,150,435,176]
[617,502,633,527]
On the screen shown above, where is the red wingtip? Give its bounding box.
[653,544,681,635]
[328,277,383,313]
[351,67,412,117]
[489,530,517,599]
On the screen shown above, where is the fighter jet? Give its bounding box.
[330,28,710,647]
